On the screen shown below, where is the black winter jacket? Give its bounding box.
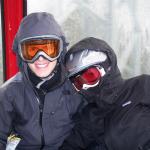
[0,13,102,150]
[0,72,84,150]
[60,75,150,150]
[59,37,150,150]
[0,12,85,150]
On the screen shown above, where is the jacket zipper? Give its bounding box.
[36,97,45,150]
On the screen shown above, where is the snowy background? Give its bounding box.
[27,0,150,78]
[1,0,150,84]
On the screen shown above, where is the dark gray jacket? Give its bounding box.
[0,12,84,150]
[0,72,83,150]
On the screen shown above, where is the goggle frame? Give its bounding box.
[70,66,106,91]
[18,35,63,63]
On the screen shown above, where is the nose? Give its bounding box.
[38,56,45,61]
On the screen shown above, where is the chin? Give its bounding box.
[35,72,50,78]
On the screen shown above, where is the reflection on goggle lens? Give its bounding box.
[20,39,60,62]
[70,67,101,91]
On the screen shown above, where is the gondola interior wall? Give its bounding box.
[27,0,150,78]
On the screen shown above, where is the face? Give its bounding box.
[28,56,57,78]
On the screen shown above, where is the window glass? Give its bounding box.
[27,0,150,78]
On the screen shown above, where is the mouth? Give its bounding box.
[35,63,49,68]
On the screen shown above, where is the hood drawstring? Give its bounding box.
[36,73,54,89]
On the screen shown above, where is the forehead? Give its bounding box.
[22,39,59,45]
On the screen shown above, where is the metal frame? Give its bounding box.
[1,0,27,81]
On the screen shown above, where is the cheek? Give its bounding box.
[28,63,35,72]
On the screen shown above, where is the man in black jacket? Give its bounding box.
[0,12,85,150]
[59,37,150,150]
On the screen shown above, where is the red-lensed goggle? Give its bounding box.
[70,66,105,91]
[19,36,63,63]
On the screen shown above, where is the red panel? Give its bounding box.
[3,0,24,80]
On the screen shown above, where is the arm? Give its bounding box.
[59,103,106,150]
[0,88,15,148]
[0,143,6,150]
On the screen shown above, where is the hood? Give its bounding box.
[65,37,124,104]
[12,12,67,71]
[12,12,68,89]
[66,37,118,75]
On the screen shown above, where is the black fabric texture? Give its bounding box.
[60,37,150,150]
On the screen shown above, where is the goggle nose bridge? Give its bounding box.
[25,50,60,63]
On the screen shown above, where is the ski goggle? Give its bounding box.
[19,36,63,63]
[70,66,105,91]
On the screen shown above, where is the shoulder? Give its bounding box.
[62,79,78,95]
[0,72,24,96]
[125,74,150,85]
[122,74,150,98]
[62,79,84,103]
[61,79,85,112]
[125,74,150,102]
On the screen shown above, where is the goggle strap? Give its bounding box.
[98,67,106,77]
[72,83,80,92]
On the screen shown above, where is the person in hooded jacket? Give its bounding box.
[0,12,86,150]
[59,37,150,150]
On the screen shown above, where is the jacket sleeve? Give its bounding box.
[59,103,107,150]
[0,87,15,147]
[0,143,6,150]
